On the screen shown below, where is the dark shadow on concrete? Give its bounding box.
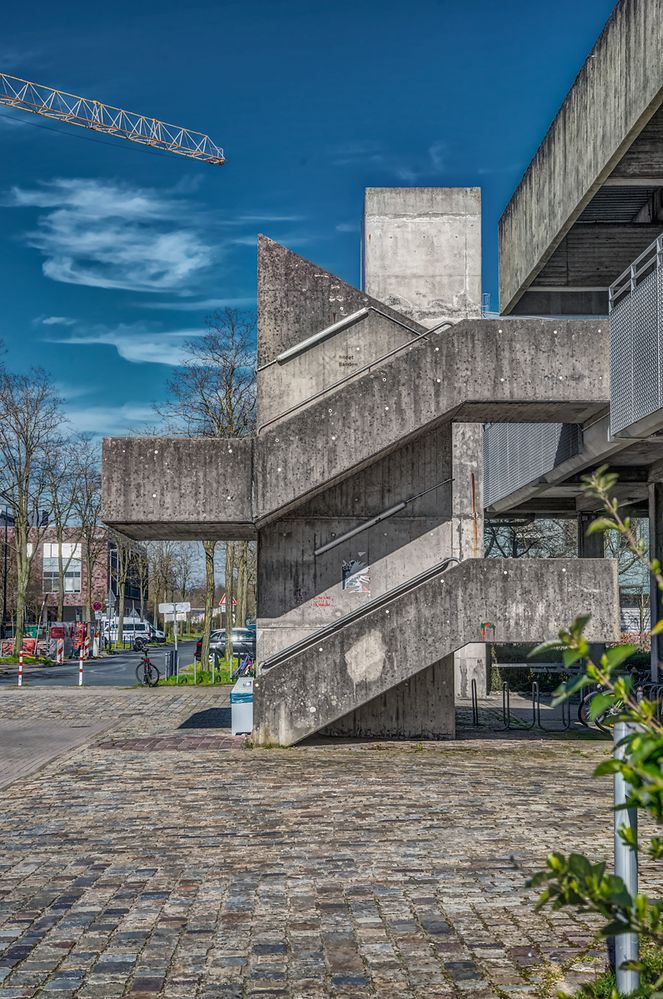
[179,707,231,730]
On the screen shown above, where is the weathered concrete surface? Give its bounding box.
[363,187,482,326]
[102,437,255,540]
[255,319,610,524]
[364,189,487,702]
[257,237,422,428]
[321,656,456,739]
[500,0,663,313]
[253,558,620,746]
[256,427,454,661]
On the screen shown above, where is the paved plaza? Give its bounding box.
[0,688,654,998]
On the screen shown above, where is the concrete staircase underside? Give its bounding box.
[253,557,619,746]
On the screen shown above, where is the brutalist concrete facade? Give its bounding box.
[103,197,619,746]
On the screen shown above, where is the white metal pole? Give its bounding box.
[173,604,178,681]
[614,721,639,996]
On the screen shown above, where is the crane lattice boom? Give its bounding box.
[0,73,225,165]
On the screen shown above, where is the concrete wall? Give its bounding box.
[102,437,255,541]
[257,426,454,660]
[363,187,482,326]
[253,557,620,745]
[499,0,663,313]
[364,187,486,701]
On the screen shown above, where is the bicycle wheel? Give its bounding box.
[578,692,594,727]
[135,662,148,685]
[144,662,160,687]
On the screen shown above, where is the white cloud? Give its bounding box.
[140,296,256,311]
[7,177,216,293]
[331,140,385,167]
[38,315,76,327]
[65,402,156,436]
[46,322,204,366]
[336,222,359,233]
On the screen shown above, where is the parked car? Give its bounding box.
[150,628,166,643]
[195,628,256,661]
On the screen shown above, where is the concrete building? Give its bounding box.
[103,0,663,745]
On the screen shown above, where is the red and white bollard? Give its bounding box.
[84,636,90,660]
[56,638,64,665]
[78,646,84,686]
[18,651,23,687]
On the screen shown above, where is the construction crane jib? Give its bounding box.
[0,73,225,165]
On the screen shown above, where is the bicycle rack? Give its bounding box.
[471,678,479,726]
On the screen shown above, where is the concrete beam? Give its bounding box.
[102,437,255,541]
[253,557,620,745]
[255,319,609,524]
[499,0,663,313]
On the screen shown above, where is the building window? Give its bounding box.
[42,542,82,595]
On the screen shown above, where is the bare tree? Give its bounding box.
[44,438,78,623]
[485,518,577,560]
[153,308,256,670]
[71,437,105,622]
[0,369,63,651]
[111,533,133,644]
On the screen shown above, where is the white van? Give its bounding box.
[103,618,151,642]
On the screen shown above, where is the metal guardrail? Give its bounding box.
[608,230,663,436]
[259,556,460,673]
[258,310,453,433]
[609,234,663,310]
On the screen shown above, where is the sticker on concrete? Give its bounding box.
[345,628,385,684]
[342,552,370,593]
[480,621,496,641]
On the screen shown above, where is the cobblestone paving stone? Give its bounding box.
[0,689,658,998]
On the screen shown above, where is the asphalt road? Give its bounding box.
[0,640,197,688]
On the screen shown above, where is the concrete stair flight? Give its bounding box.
[253,557,619,745]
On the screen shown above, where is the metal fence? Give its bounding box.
[609,233,663,436]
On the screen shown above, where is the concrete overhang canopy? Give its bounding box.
[499,0,663,316]
[102,436,256,541]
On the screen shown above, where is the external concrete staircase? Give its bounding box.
[254,557,619,745]
[254,315,609,524]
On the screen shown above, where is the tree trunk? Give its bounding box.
[83,552,93,622]
[200,540,215,673]
[225,543,235,664]
[117,582,126,648]
[57,544,65,623]
[13,525,29,654]
[236,541,248,627]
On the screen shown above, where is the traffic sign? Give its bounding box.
[219,595,237,607]
[163,612,187,622]
[92,600,102,612]
[158,601,191,614]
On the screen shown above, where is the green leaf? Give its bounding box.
[589,692,613,721]
[586,518,618,535]
[651,619,663,635]
[603,644,638,671]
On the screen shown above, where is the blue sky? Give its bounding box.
[1,0,615,436]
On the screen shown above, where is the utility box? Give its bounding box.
[231,677,254,736]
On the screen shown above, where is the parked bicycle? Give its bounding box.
[231,653,255,680]
[578,669,653,732]
[135,648,160,687]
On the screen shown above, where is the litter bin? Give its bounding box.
[230,676,254,736]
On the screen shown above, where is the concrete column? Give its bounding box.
[578,511,605,665]
[648,483,663,679]
[577,512,605,558]
[451,423,488,698]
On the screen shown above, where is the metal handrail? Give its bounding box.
[259,556,460,673]
[609,233,663,309]
[258,313,453,433]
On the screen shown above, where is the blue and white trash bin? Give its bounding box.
[230,676,254,736]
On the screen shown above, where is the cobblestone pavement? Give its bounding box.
[0,689,657,999]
